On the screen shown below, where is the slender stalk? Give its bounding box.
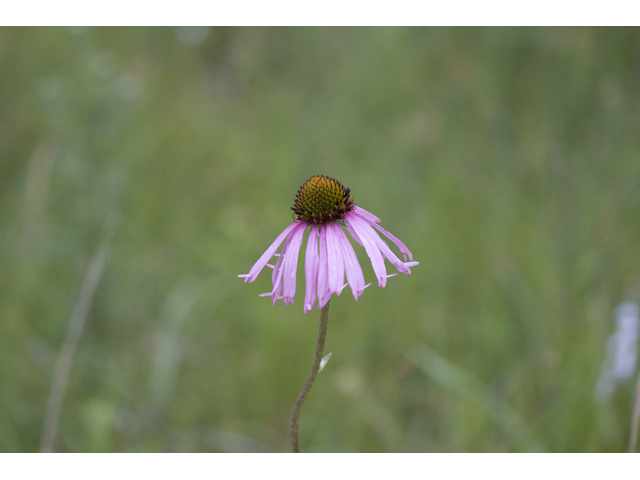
[629,368,640,452]
[291,301,330,453]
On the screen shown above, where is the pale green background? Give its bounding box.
[2,27,640,452]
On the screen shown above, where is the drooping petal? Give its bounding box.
[325,222,345,296]
[262,222,308,306]
[281,223,308,305]
[353,207,417,266]
[345,213,388,287]
[369,222,414,262]
[353,206,381,224]
[267,233,291,305]
[354,206,415,262]
[304,225,319,313]
[271,247,285,287]
[238,222,301,282]
[366,226,416,274]
[345,221,363,247]
[317,225,331,309]
[259,290,286,305]
[334,222,368,300]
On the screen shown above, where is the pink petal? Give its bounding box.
[345,221,364,247]
[346,214,388,287]
[353,206,381,224]
[304,225,319,314]
[352,207,417,265]
[271,245,285,286]
[367,229,414,274]
[238,222,301,282]
[333,222,367,300]
[282,223,308,304]
[269,236,290,305]
[317,225,331,309]
[369,222,414,262]
[326,222,345,296]
[353,206,415,262]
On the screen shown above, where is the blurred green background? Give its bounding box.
[2,27,640,452]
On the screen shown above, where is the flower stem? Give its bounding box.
[629,368,640,452]
[291,301,330,453]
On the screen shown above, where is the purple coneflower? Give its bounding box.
[239,175,419,313]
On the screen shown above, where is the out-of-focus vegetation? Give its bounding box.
[2,27,640,452]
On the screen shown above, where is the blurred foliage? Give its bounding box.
[1,26,640,452]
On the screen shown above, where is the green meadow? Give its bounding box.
[2,27,640,452]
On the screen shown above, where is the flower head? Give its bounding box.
[238,175,419,313]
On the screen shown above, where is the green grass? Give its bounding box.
[1,26,640,452]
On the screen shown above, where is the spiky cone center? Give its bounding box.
[291,175,355,225]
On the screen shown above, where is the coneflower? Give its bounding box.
[238,175,419,313]
[238,175,418,452]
